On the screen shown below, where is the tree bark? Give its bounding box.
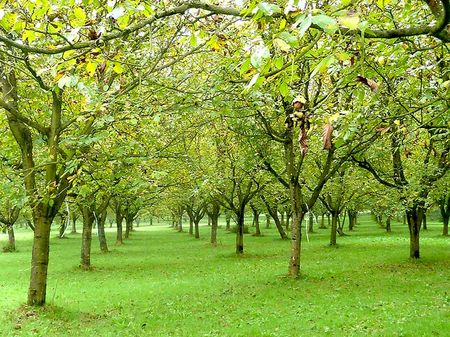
[406,208,423,259]
[194,220,200,239]
[319,213,326,229]
[265,213,270,228]
[189,217,194,235]
[4,226,16,252]
[225,211,231,230]
[208,202,220,246]
[330,212,338,246]
[115,208,124,245]
[288,182,304,277]
[236,208,245,254]
[80,207,94,270]
[386,216,391,232]
[439,195,449,236]
[251,206,261,236]
[27,215,52,305]
[97,209,108,253]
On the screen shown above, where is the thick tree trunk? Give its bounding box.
[236,209,245,254]
[97,209,108,253]
[27,215,52,306]
[125,217,132,239]
[194,221,200,239]
[330,212,338,246]
[80,208,94,270]
[406,208,422,259]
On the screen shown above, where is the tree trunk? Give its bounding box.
[386,216,391,232]
[210,216,218,246]
[288,181,304,277]
[439,196,449,236]
[80,208,94,270]
[330,212,338,246]
[71,217,77,234]
[319,214,326,229]
[97,209,108,253]
[236,208,245,254]
[252,207,261,236]
[116,211,124,245]
[194,221,200,239]
[285,212,290,231]
[208,216,211,227]
[27,215,52,306]
[406,208,422,259]
[327,213,331,227]
[225,212,231,230]
[4,225,16,252]
[125,217,132,239]
[265,213,270,228]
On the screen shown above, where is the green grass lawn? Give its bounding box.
[1,216,449,337]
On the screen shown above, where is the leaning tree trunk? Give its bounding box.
[27,215,52,306]
[97,209,108,253]
[80,208,95,270]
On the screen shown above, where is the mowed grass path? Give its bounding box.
[0,216,449,337]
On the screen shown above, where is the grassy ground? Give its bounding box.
[0,216,449,337]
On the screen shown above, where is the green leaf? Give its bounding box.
[296,15,312,37]
[240,58,252,76]
[278,31,299,47]
[57,75,72,89]
[312,14,338,34]
[274,56,284,70]
[189,34,197,47]
[310,55,336,79]
[279,81,289,97]
[257,2,282,16]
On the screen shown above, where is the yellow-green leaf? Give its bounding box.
[113,63,124,74]
[338,15,360,30]
[86,62,97,76]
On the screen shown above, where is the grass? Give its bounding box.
[0,216,449,337]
